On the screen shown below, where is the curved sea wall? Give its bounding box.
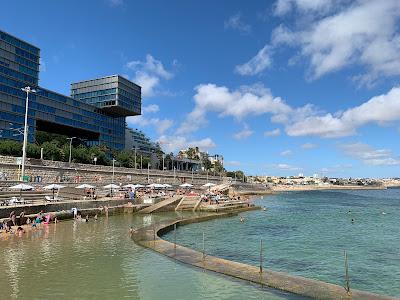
[131,208,399,300]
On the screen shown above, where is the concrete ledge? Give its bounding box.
[0,199,136,219]
[131,209,399,300]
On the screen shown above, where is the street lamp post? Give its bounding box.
[20,86,36,181]
[140,155,143,169]
[112,158,116,184]
[67,137,76,165]
[162,154,165,171]
[134,147,137,169]
[147,163,150,183]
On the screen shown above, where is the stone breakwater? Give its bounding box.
[131,209,399,300]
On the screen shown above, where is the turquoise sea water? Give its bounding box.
[0,212,303,300]
[164,189,400,297]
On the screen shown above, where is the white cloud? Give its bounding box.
[264,128,281,137]
[235,45,272,76]
[340,143,400,166]
[233,125,253,140]
[179,81,400,139]
[126,54,174,97]
[249,1,400,84]
[301,143,318,149]
[273,0,342,16]
[273,163,302,171]
[127,104,173,135]
[142,104,159,114]
[280,150,292,156]
[157,135,216,153]
[177,83,291,135]
[224,13,252,34]
[284,87,400,137]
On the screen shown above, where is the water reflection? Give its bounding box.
[0,212,301,299]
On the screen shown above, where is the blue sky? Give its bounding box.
[2,0,400,178]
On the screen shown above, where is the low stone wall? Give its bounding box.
[0,198,133,219]
[0,155,225,185]
[132,209,398,300]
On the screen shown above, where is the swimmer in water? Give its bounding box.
[351,218,354,224]
[240,217,244,223]
[262,207,267,211]
[129,226,134,234]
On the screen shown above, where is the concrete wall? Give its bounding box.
[0,155,226,185]
[0,199,132,219]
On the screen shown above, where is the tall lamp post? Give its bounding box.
[20,86,36,181]
[134,146,137,169]
[67,137,76,165]
[112,158,116,184]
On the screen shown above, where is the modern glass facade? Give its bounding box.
[0,30,141,150]
[125,127,159,155]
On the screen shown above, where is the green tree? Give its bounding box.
[27,143,41,159]
[0,140,22,156]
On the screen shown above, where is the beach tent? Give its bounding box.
[179,183,193,188]
[44,184,66,200]
[75,184,95,189]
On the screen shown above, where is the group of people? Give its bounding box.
[0,210,57,236]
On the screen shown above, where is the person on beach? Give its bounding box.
[10,211,16,226]
[19,211,26,226]
[16,226,25,236]
[85,215,89,222]
[71,207,78,219]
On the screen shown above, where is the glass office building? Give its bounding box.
[0,29,141,150]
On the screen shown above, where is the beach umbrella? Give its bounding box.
[133,184,145,188]
[123,184,136,189]
[163,184,172,188]
[147,183,165,189]
[10,183,34,200]
[103,184,120,189]
[10,183,34,190]
[44,184,66,190]
[44,184,66,200]
[202,183,216,187]
[75,184,95,189]
[179,183,193,188]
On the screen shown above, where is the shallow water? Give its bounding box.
[0,211,303,299]
[163,189,400,297]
